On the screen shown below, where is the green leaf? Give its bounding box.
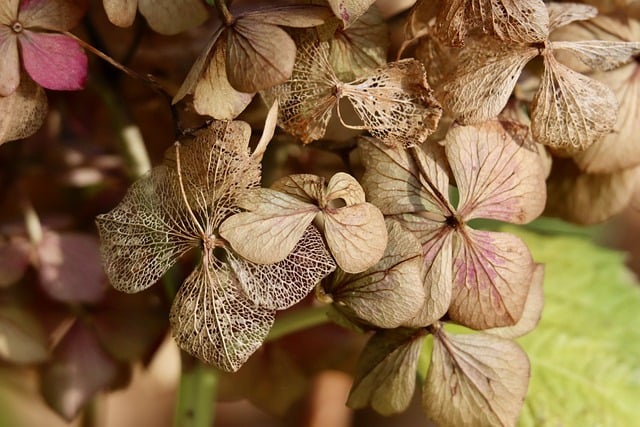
[510,228,640,427]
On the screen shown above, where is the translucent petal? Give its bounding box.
[170,260,275,372]
[228,225,335,310]
[348,328,426,415]
[546,2,597,31]
[449,227,534,329]
[445,120,546,223]
[341,59,442,147]
[423,328,530,427]
[551,40,640,71]
[0,75,47,144]
[531,52,618,151]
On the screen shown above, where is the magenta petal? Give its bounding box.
[19,31,87,91]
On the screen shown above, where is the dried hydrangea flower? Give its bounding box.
[433,2,640,151]
[220,172,386,274]
[96,109,336,371]
[103,0,207,35]
[360,120,546,329]
[262,36,442,147]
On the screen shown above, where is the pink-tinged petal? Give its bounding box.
[449,227,534,330]
[19,31,87,91]
[446,120,547,224]
[0,0,19,23]
[0,27,20,96]
[20,0,88,31]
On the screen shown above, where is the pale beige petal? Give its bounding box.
[341,59,443,147]
[327,0,376,28]
[170,261,275,372]
[239,4,331,27]
[551,40,640,71]
[228,225,335,310]
[270,174,325,204]
[0,0,19,23]
[139,0,207,35]
[103,0,137,28]
[531,52,618,151]
[252,99,279,162]
[0,28,20,96]
[545,158,640,224]
[260,39,338,143]
[219,188,319,265]
[359,136,453,216]
[348,328,426,415]
[193,40,254,120]
[546,2,597,31]
[437,39,538,124]
[423,327,530,427]
[325,172,366,205]
[486,264,544,339]
[575,63,640,172]
[449,227,534,329]
[445,120,546,224]
[323,202,387,273]
[0,76,47,144]
[324,220,424,329]
[398,214,454,327]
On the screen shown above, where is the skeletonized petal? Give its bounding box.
[228,225,335,310]
[96,166,198,293]
[342,59,442,147]
[0,75,47,145]
[138,0,207,35]
[551,40,640,71]
[193,40,254,120]
[324,220,424,329]
[261,38,337,143]
[437,39,538,124]
[531,52,618,151]
[446,120,546,224]
[20,0,87,31]
[348,328,426,415]
[359,136,452,216]
[323,201,387,273]
[219,188,318,265]
[449,227,534,329]
[546,2,597,31]
[423,328,530,427]
[170,261,275,372]
[20,31,87,91]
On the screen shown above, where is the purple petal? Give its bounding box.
[19,30,87,91]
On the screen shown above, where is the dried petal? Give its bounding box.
[341,59,443,147]
[325,220,424,328]
[170,262,275,372]
[531,52,618,151]
[239,5,331,28]
[546,2,597,31]
[437,39,538,124]
[20,0,88,31]
[19,31,88,91]
[449,227,534,329]
[327,0,376,28]
[359,136,452,216]
[138,0,207,35]
[551,40,640,71]
[348,328,426,415]
[0,0,19,23]
[193,40,254,120]
[227,19,296,93]
[270,173,325,203]
[487,263,544,339]
[445,121,546,224]
[423,328,530,427]
[0,76,47,144]
[261,39,337,143]
[228,225,335,310]
[0,306,49,364]
[545,158,640,224]
[0,28,20,96]
[219,188,318,265]
[103,0,137,28]
[325,172,366,206]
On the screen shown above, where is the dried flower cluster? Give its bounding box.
[2,0,640,425]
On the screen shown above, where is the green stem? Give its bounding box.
[174,354,219,427]
[266,305,331,342]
